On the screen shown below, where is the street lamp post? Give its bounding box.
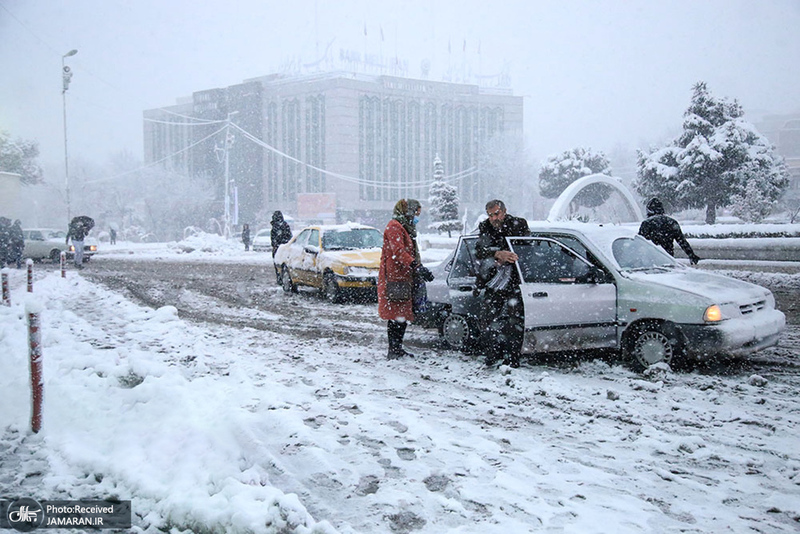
[62,49,77,223]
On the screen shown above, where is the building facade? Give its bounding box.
[144,71,524,227]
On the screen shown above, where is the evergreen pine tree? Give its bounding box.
[538,147,612,210]
[635,82,788,224]
[427,155,461,237]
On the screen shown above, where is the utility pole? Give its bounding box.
[62,49,77,223]
[221,111,238,238]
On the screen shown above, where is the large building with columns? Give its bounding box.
[144,71,523,227]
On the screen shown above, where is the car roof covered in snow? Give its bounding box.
[299,223,380,233]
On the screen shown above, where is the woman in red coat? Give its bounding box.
[378,199,422,359]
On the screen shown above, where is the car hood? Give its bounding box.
[320,249,381,268]
[626,268,770,304]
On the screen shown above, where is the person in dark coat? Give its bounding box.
[67,215,94,268]
[638,198,700,264]
[241,224,251,251]
[109,227,117,245]
[270,211,292,282]
[0,217,11,267]
[475,199,531,368]
[9,219,24,268]
[378,199,432,359]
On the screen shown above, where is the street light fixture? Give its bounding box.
[62,49,77,222]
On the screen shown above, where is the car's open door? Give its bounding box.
[508,237,617,353]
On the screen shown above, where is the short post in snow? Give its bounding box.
[60,251,67,278]
[1,268,10,306]
[26,299,44,433]
[26,258,34,293]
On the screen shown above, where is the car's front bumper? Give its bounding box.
[334,275,378,289]
[680,309,786,358]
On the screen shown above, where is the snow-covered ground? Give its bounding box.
[1,234,799,533]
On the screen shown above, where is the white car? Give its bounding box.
[420,223,785,370]
[251,228,272,252]
[23,228,97,263]
[274,223,383,302]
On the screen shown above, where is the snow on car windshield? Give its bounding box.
[612,236,680,271]
[322,229,382,250]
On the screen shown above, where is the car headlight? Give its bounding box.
[704,305,722,322]
[89,245,97,251]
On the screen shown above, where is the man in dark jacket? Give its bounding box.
[0,217,11,267]
[638,198,700,264]
[475,199,530,368]
[9,219,24,268]
[270,211,292,283]
[67,216,94,268]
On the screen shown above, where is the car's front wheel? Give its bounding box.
[281,265,297,293]
[50,249,62,263]
[441,313,478,351]
[322,272,341,303]
[623,321,684,372]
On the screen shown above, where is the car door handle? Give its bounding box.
[457,285,474,292]
[529,291,548,298]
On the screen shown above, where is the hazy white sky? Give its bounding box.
[1,0,799,173]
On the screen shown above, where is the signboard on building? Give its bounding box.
[297,193,337,222]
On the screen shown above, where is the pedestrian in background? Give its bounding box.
[9,219,24,268]
[638,198,700,264]
[378,199,433,359]
[242,223,251,251]
[67,215,94,269]
[0,217,10,267]
[475,199,530,368]
[270,211,292,283]
[110,227,117,245]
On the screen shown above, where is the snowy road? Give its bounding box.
[2,255,799,533]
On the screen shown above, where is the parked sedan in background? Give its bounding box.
[419,223,785,371]
[274,223,382,302]
[23,228,97,263]
[251,228,272,252]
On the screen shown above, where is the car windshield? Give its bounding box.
[47,230,66,239]
[322,229,382,250]
[612,236,680,271]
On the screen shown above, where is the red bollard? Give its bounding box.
[26,258,33,293]
[60,251,66,278]
[27,304,44,433]
[1,269,9,306]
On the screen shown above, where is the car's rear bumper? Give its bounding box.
[680,309,786,358]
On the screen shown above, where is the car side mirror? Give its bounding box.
[579,266,606,284]
[304,245,319,255]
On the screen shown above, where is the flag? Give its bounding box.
[380,25,384,41]
[363,23,367,36]
[463,39,466,52]
[448,39,451,54]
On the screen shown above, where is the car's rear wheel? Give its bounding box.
[441,313,478,351]
[623,321,684,372]
[49,249,62,263]
[323,272,341,303]
[281,265,297,293]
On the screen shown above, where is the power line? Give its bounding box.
[82,125,227,185]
